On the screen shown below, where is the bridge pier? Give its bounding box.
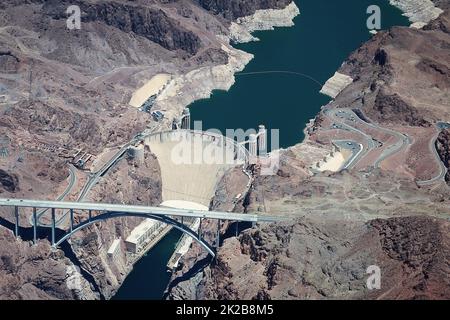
[0,199,281,257]
[258,125,267,155]
[216,219,221,249]
[33,207,37,244]
[70,209,74,233]
[249,134,257,163]
[51,208,56,246]
[235,221,239,237]
[181,108,191,130]
[14,206,19,238]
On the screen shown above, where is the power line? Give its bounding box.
[235,70,324,88]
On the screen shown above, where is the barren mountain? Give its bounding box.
[0,0,294,299]
[0,0,449,300]
[191,215,450,300]
[167,3,450,300]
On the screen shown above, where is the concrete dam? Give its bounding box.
[144,130,249,208]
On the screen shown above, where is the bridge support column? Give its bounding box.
[33,207,37,244]
[70,209,74,233]
[88,210,92,222]
[51,208,56,246]
[235,221,239,237]
[258,125,267,155]
[216,219,221,249]
[249,134,257,164]
[182,108,191,130]
[14,206,19,238]
[181,216,184,226]
[198,218,202,240]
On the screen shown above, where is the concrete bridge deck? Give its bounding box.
[0,198,282,223]
[0,198,285,257]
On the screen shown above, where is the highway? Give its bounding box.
[416,129,448,186]
[323,108,448,186]
[333,140,364,169]
[29,139,135,228]
[61,165,77,199]
[324,108,411,169]
[77,128,163,202]
[357,110,411,169]
[29,164,77,226]
[324,108,376,169]
[35,127,251,227]
[48,135,143,226]
[344,109,445,183]
[77,141,135,202]
[0,198,285,223]
[373,133,410,168]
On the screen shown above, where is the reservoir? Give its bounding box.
[113,0,409,299]
[190,0,410,148]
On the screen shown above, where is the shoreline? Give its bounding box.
[389,0,444,28]
[152,44,253,130]
[110,1,301,300]
[150,2,300,131]
[115,0,442,300]
[287,0,444,158]
[163,0,448,300]
[229,2,300,43]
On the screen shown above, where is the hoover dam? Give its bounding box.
[0,0,449,302]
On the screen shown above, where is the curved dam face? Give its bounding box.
[145,130,247,207]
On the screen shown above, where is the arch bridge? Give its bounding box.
[0,198,283,257]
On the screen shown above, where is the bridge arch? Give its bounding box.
[54,211,216,257]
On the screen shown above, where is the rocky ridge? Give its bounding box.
[167,1,450,300]
[0,0,300,300]
[1,0,449,300]
[390,0,444,28]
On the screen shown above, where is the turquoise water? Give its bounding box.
[113,0,409,299]
[112,229,182,300]
[190,0,409,148]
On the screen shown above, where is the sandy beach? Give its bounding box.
[317,151,346,172]
[129,73,171,108]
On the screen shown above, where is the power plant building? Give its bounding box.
[107,238,122,260]
[125,219,164,253]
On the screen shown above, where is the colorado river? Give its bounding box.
[113,0,409,299]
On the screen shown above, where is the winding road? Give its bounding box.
[324,108,376,169]
[416,130,448,186]
[29,164,77,226]
[31,136,140,228]
[322,107,446,184]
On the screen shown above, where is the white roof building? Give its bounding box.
[107,238,121,259]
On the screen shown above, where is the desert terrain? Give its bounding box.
[0,0,449,300]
